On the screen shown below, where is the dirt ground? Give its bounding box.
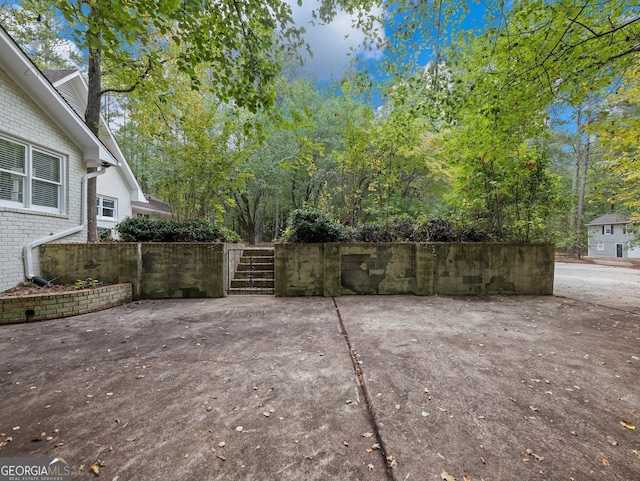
[0,266,639,480]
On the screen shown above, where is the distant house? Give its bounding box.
[587,213,640,258]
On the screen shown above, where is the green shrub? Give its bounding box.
[414,218,493,242]
[283,209,354,243]
[115,217,236,243]
[355,216,416,242]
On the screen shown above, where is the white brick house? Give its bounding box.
[42,70,147,238]
[0,26,120,291]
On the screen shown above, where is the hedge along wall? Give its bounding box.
[40,243,225,300]
[274,243,555,297]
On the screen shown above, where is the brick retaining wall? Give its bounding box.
[0,283,132,324]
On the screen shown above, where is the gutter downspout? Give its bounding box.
[23,168,108,284]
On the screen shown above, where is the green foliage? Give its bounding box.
[74,278,102,290]
[355,216,416,242]
[115,217,237,243]
[283,210,497,244]
[282,209,355,243]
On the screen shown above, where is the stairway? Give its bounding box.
[228,247,275,295]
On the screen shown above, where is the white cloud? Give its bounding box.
[289,1,384,81]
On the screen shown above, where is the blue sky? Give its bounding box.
[290,1,385,82]
[293,1,492,81]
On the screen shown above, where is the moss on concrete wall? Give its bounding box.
[275,243,554,296]
[40,243,225,299]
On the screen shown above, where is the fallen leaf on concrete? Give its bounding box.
[263,412,270,417]
[367,464,375,470]
[386,455,396,467]
[362,432,373,438]
[620,421,636,430]
[366,447,373,453]
[126,437,136,442]
[90,461,105,476]
[217,455,226,461]
[218,442,226,448]
[437,453,445,460]
[12,426,20,431]
[632,450,640,457]
[607,436,618,446]
[525,448,544,461]
[463,476,472,481]
[342,441,349,447]
[441,471,455,481]
[235,426,243,432]
[529,406,538,411]
[210,447,216,453]
[569,430,577,436]
[602,459,610,466]
[346,399,352,404]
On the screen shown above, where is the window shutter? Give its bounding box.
[602,226,604,235]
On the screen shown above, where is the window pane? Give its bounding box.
[32,150,60,182]
[0,138,25,173]
[32,179,59,208]
[103,208,115,218]
[103,199,115,209]
[0,171,24,202]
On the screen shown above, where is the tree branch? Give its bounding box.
[100,56,156,96]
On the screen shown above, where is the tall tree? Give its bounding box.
[17,0,316,240]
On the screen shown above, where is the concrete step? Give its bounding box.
[230,278,275,289]
[233,270,274,280]
[237,262,274,272]
[228,287,274,295]
[241,248,274,257]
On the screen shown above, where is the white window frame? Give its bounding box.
[604,225,613,235]
[97,195,117,220]
[0,134,65,214]
[596,243,605,251]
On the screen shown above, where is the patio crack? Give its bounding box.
[332,297,396,481]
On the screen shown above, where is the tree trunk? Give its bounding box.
[85,13,102,243]
[273,198,280,241]
[569,107,584,258]
[575,111,592,251]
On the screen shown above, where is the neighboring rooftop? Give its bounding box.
[132,194,172,217]
[588,213,631,225]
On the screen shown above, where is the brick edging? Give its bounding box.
[0,283,133,324]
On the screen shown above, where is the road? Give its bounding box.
[554,261,640,313]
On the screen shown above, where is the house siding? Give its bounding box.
[97,166,134,235]
[588,224,639,258]
[0,68,86,291]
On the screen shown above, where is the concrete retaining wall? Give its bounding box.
[40,243,225,300]
[38,242,554,299]
[0,283,132,324]
[275,243,554,296]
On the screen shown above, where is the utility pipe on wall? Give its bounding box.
[23,167,108,284]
